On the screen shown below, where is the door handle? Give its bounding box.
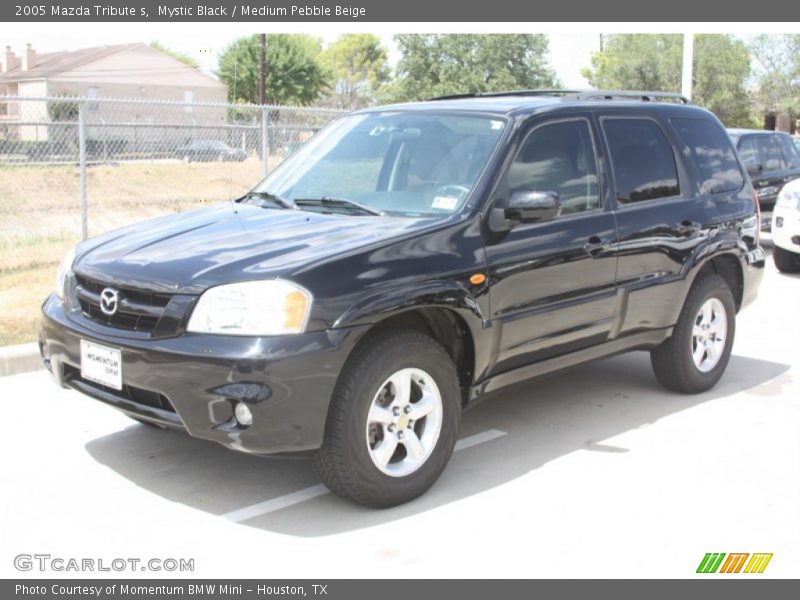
[676,220,701,235]
[583,235,609,256]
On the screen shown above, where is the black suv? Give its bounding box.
[41,90,764,507]
[727,128,800,228]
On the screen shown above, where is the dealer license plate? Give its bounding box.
[80,340,122,390]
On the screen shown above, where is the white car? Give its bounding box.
[772,177,800,272]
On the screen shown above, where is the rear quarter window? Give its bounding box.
[671,118,744,194]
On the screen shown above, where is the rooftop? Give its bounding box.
[0,43,150,82]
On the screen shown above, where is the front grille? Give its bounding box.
[76,275,172,307]
[64,364,177,414]
[75,274,170,333]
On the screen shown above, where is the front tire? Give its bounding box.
[650,274,736,394]
[314,330,461,508]
[773,245,800,273]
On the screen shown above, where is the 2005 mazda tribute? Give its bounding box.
[41,90,765,507]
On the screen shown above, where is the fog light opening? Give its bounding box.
[234,402,253,427]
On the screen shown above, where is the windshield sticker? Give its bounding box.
[490,120,505,130]
[432,196,458,210]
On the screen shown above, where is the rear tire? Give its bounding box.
[773,245,800,273]
[650,274,735,394]
[314,330,461,508]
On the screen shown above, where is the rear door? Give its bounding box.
[598,113,724,336]
[484,114,619,373]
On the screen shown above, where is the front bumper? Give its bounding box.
[40,294,369,455]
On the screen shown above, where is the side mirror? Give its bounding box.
[506,190,561,222]
[488,190,561,232]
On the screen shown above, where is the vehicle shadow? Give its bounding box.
[84,351,790,537]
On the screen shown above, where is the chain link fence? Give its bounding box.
[0,95,345,345]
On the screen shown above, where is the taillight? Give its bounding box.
[752,188,761,245]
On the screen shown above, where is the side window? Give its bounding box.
[737,137,759,166]
[603,118,680,204]
[776,134,800,170]
[670,118,743,194]
[757,135,785,170]
[507,120,601,215]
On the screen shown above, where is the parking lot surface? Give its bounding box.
[2,239,798,578]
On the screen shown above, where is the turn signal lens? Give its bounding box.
[284,289,311,331]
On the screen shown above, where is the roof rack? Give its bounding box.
[427,89,583,101]
[427,89,691,104]
[573,90,691,104]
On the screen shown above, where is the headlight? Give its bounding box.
[55,246,76,300]
[776,189,800,210]
[187,280,312,335]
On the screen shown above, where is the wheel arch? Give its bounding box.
[690,252,744,311]
[343,306,480,407]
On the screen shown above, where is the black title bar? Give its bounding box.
[3,0,800,22]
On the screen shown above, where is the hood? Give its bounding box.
[74,202,437,294]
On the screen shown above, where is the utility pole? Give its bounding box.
[681,33,694,101]
[259,33,266,105]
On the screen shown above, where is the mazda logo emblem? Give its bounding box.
[100,287,120,316]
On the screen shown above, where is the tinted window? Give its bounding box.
[604,119,680,203]
[255,113,506,217]
[757,135,785,170]
[671,118,743,194]
[776,134,800,169]
[736,136,759,166]
[507,120,600,215]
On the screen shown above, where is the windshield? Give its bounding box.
[251,111,507,217]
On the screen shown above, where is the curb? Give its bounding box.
[0,342,43,377]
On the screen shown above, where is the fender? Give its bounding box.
[664,228,750,326]
[331,279,496,385]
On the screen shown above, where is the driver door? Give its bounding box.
[485,115,620,374]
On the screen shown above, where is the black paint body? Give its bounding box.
[41,97,765,455]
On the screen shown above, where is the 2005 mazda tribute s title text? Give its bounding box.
[41,90,765,507]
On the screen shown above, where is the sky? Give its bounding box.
[2,26,601,88]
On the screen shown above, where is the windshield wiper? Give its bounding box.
[240,190,295,209]
[294,196,384,216]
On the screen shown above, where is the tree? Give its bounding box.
[321,34,390,110]
[217,34,330,106]
[385,34,558,103]
[749,34,800,120]
[150,41,199,69]
[582,34,756,127]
